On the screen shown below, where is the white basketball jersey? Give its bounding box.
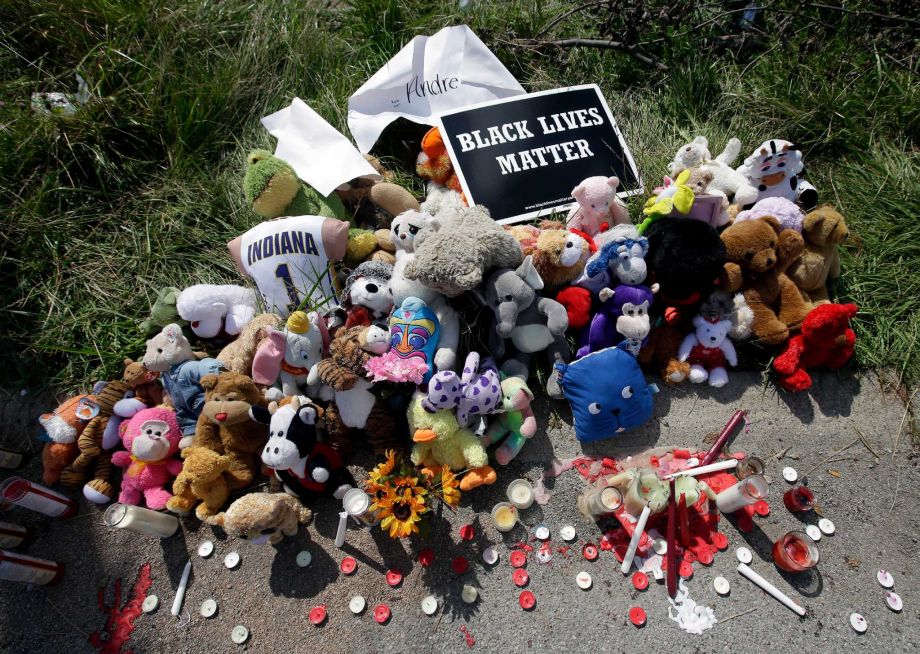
[240,216,335,317]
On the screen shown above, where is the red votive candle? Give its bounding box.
[783,486,815,513]
[772,531,819,573]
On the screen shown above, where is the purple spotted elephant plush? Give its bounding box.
[422,352,502,427]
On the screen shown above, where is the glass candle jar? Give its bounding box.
[736,456,765,480]
[578,485,623,519]
[715,474,768,513]
[0,477,77,518]
[343,489,380,527]
[507,479,534,510]
[0,522,27,548]
[491,502,518,532]
[773,531,820,572]
[103,503,178,538]
[783,486,815,513]
[0,550,64,585]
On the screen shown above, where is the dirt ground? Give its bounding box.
[1,370,917,654]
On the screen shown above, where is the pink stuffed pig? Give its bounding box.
[111,407,183,509]
[567,176,630,236]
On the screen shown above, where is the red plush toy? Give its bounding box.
[773,303,857,392]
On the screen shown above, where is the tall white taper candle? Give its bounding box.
[621,503,651,574]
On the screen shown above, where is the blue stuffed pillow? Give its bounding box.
[555,343,656,442]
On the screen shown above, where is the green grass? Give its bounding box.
[1,0,918,390]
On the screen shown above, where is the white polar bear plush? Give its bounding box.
[388,210,459,371]
[677,315,738,388]
[668,136,759,206]
[176,284,258,339]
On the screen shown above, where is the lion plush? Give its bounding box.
[186,372,268,493]
[787,205,849,305]
[206,492,312,545]
[720,215,811,345]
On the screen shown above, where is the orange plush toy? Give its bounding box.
[773,303,857,392]
[38,394,96,484]
[416,127,467,212]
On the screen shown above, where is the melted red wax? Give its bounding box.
[89,563,153,654]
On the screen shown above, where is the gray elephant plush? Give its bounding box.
[476,256,570,398]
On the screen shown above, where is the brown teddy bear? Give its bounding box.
[167,446,233,519]
[317,325,399,455]
[720,215,811,345]
[216,313,283,376]
[122,358,163,406]
[205,492,312,545]
[787,205,849,305]
[187,372,269,492]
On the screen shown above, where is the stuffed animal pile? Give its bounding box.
[33,132,856,546]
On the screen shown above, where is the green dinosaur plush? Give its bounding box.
[139,286,189,337]
[243,149,349,222]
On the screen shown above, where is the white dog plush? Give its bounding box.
[176,284,258,339]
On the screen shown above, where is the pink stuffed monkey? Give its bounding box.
[567,176,630,236]
[111,407,184,509]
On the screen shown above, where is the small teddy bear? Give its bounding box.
[176,284,259,340]
[112,407,184,509]
[677,315,738,387]
[566,176,630,236]
[787,205,849,304]
[206,492,312,545]
[668,136,758,206]
[167,446,234,519]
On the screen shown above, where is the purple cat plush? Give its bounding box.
[577,283,657,359]
[422,352,502,426]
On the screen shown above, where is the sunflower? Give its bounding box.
[365,450,397,494]
[377,488,428,538]
[437,468,461,507]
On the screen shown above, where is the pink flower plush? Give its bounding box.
[364,349,429,384]
[567,176,630,236]
[111,407,184,509]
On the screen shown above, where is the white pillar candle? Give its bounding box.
[171,560,192,616]
[737,562,806,616]
[334,511,349,548]
[668,459,738,479]
[621,503,651,574]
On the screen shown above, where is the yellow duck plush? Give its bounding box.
[407,394,496,491]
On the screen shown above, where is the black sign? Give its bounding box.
[437,84,642,224]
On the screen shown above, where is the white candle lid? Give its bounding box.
[886,591,903,612]
[735,547,753,564]
[560,525,576,542]
[877,569,894,588]
[481,546,499,565]
[197,540,214,558]
[224,552,240,569]
[536,547,553,564]
[231,625,250,644]
[461,584,478,603]
[805,525,822,542]
[533,524,550,540]
[349,595,366,614]
[576,571,592,590]
[421,595,438,615]
[296,550,313,568]
[782,467,798,482]
[652,538,668,555]
[713,576,730,595]
[200,599,218,618]
[849,612,867,633]
[818,518,835,535]
[142,595,159,613]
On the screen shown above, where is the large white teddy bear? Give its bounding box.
[176,284,258,339]
[668,136,758,206]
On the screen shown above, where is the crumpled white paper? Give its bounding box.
[347,24,525,153]
[261,97,379,197]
